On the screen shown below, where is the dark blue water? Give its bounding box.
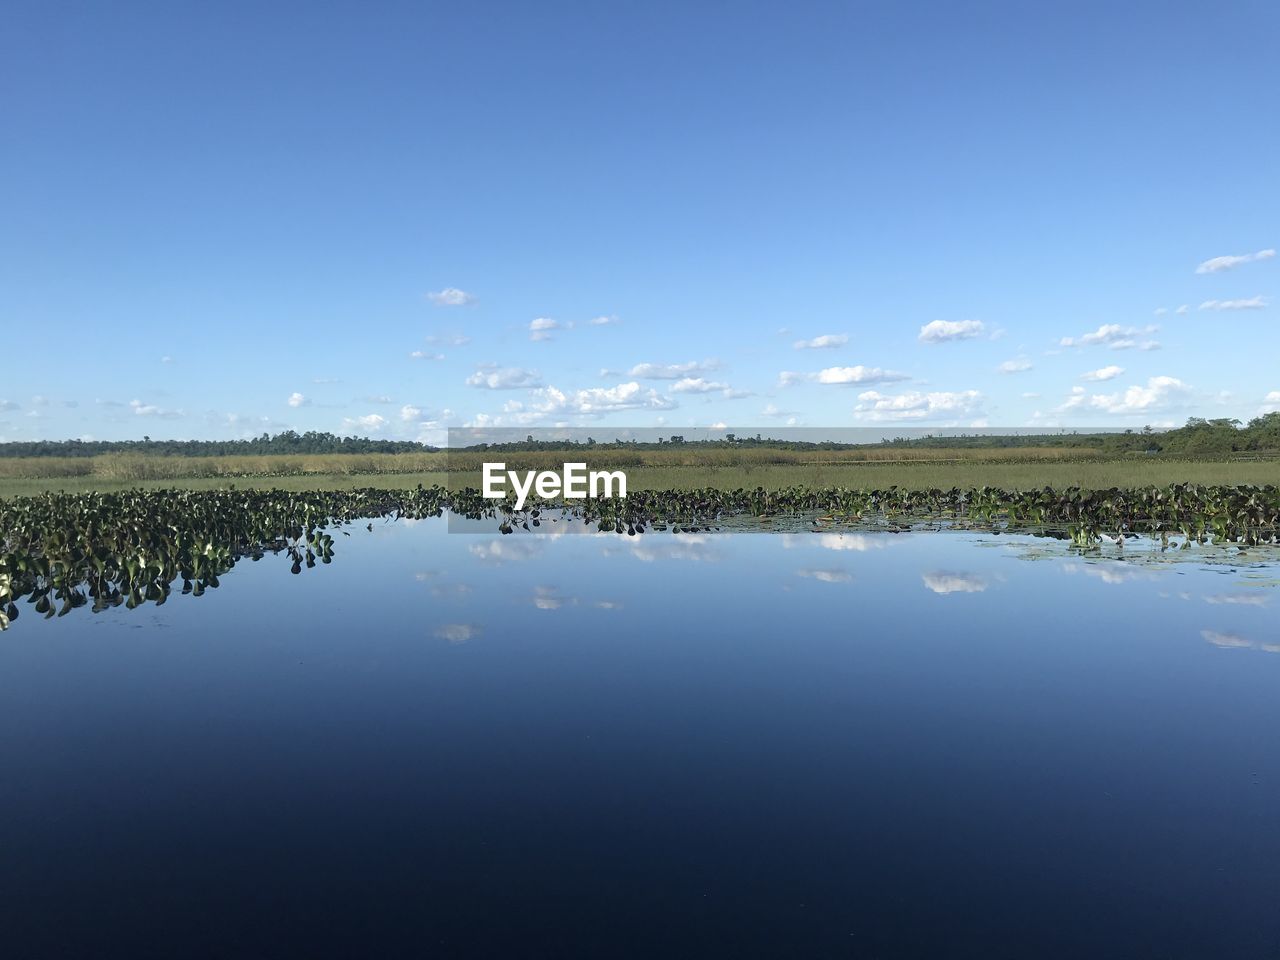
[2,518,1278,958]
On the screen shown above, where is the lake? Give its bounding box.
[2,516,1278,958]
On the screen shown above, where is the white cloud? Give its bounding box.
[287,392,308,408]
[426,333,471,347]
[1059,324,1161,350]
[792,333,849,350]
[129,399,183,419]
[342,413,387,432]
[628,360,719,379]
[1195,249,1275,274]
[662,378,749,400]
[1199,296,1266,311]
[400,404,422,421]
[0,400,18,412]
[528,382,676,417]
[589,314,620,326]
[410,350,445,360]
[781,366,910,387]
[362,395,395,404]
[414,417,449,446]
[1081,365,1124,382]
[426,287,475,306]
[1086,376,1189,415]
[853,389,983,421]
[471,382,678,426]
[466,366,543,390]
[670,377,730,394]
[918,319,985,343]
[1153,307,1168,316]
[818,366,908,385]
[998,357,1033,374]
[223,412,290,437]
[1175,304,1189,315]
[161,355,173,364]
[529,317,568,341]
[1056,386,1087,412]
[1260,391,1280,414]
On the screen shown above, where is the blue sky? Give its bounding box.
[2,0,1277,443]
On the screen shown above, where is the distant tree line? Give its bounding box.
[0,431,436,458]
[1138,414,1280,455]
[3,415,1278,458]
[882,414,1280,455]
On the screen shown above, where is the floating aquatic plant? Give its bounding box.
[1,483,1278,628]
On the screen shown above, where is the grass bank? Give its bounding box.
[0,445,1103,483]
[2,456,1278,498]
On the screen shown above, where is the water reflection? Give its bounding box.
[434,623,481,644]
[467,539,546,564]
[1201,629,1280,653]
[532,586,566,609]
[782,531,903,551]
[1061,561,1159,584]
[921,572,992,594]
[4,514,1280,956]
[794,567,851,583]
[5,513,1280,640]
[601,534,723,564]
[1204,592,1270,606]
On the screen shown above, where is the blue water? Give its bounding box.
[2,518,1278,958]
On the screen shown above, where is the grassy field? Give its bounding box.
[0,445,1104,482]
[1,448,1278,498]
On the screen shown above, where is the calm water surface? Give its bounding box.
[2,517,1278,958]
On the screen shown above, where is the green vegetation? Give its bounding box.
[3,482,1279,630]
[1,453,1278,500]
[2,419,1277,630]
[0,451,450,487]
[2,416,1277,498]
[0,431,433,459]
[3,414,1278,461]
[876,414,1280,455]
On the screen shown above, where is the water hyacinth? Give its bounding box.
[1,483,1279,628]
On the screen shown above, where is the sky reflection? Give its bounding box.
[3,516,1280,957]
